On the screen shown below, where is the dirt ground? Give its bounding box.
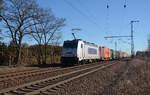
[0,62,62,74]
[0,65,40,74]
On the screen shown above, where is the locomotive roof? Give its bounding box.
[64,39,98,47]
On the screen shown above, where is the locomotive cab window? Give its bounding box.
[63,41,78,48]
[81,44,83,48]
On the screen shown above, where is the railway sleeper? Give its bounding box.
[39,91,50,95]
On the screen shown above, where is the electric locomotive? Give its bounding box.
[61,39,100,66]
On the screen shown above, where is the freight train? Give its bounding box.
[61,39,129,66]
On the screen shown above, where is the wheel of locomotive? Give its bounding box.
[81,60,85,65]
[78,61,81,65]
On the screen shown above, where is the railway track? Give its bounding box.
[0,67,61,90]
[0,61,109,90]
[0,62,117,95]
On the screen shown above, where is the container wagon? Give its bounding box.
[99,46,110,60]
[110,49,116,59]
[116,51,120,59]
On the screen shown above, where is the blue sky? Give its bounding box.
[2,0,150,54]
[36,0,150,54]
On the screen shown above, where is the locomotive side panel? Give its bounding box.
[80,42,100,61]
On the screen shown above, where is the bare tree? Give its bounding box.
[42,18,65,64]
[30,9,65,64]
[29,9,46,64]
[51,31,63,46]
[0,31,2,41]
[0,0,3,40]
[0,0,44,65]
[0,0,3,19]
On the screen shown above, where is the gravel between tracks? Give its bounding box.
[52,59,150,95]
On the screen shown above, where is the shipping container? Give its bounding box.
[110,49,116,59]
[119,51,128,58]
[116,51,120,59]
[99,47,110,60]
[119,51,124,58]
[113,50,117,59]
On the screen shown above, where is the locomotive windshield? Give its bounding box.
[63,41,78,48]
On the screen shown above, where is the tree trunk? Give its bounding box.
[37,54,41,65]
[43,44,47,64]
[14,45,22,65]
[37,46,41,65]
[15,36,22,65]
[37,45,42,64]
[17,46,22,64]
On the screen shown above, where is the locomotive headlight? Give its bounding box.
[73,54,77,57]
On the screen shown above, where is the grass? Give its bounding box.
[0,65,39,74]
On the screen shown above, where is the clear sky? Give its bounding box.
[36,0,150,54]
[2,0,149,54]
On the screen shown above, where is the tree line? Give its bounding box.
[0,0,65,65]
[0,42,62,65]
